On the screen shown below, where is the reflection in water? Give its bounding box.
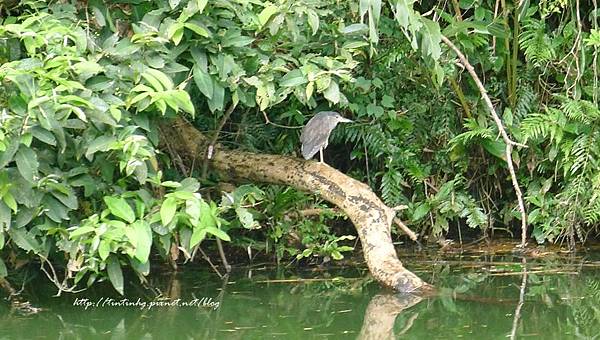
[358,293,423,340]
[509,258,527,340]
[1,253,600,338]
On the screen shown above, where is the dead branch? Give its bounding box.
[441,35,528,248]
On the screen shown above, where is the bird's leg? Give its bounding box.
[319,147,324,163]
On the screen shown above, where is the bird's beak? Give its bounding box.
[338,117,353,123]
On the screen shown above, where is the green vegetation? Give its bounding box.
[0,0,599,294]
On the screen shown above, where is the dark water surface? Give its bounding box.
[2,248,600,339]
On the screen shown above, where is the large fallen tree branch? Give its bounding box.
[161,117,432,293]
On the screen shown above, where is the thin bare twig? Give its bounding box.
[197,246,224,279]
[442,35,528,248]
[261,110,303,129]
[200,103,237,273]
[394,218,418,242]
[201,103,236,178]
[158,125,188,176]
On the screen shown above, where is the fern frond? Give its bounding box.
[520,113,555,141]
[520,18,555,66]
[569,134,593,175]
[515,86,537,118]
[449,118,493,147]
[380,170,407,206]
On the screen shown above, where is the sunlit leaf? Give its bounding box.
[70,225,96,238]
[340,23,368,34]
[98,240,110,261]
[323,80,340,104]
[307,9,319,35]
[204,226,230,241]
[280,69,307,87]
[259,4,278,28]
[160,197,178,226]
[132,221,152,262]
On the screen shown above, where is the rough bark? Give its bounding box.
[161,117,432,293]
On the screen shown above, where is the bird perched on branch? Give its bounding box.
[300,111,353,162]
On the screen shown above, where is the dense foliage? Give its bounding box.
[0,0,599,293]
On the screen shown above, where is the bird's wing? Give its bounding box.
[300,121,330,159]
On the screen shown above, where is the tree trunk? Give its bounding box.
[161,117,432,293]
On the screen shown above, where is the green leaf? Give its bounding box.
[420,18,442,61]
[259,4,278,28]
[222,35,254,48]
[130,257,150,276]
[323,80,340,104]
[161,181,181,188]
[412,203,430,221]
[280,69,307,87]
[104,197,136,223]
[0,258,6,278]
[0,202,9,231]
[86,135,116,160]
[307,9,319,35]
[0,140,19,168]
[190,227,206,248]
[381,95,395,108]
[340,23,368,34]
[184,22,210,37]
[185,198,201,222]
[170,90,195,115]
[481,139,507,160]
[2,192,17,213]
[236,207,259,229]
[342,41,370,49]
[98,240,110,261]
[70,225,96,238]
[15,145,38,183]
[141,71,165,92]
[180,178,200,192]
[160,197,178,226]
[393,0,415,28]
[30,126,56,146]
[132,221,152,262]
[106,255,124,295]
[8,228,40,253]
[168,191,196,200]
[199,200,215,228]
[366,103,384,117]
[144,69,173,90]
[72,61,104,77]
[42,195,69,222]
[193,66,213,99]
[91,6,105,27]
[205,226,230,241]
[208,80,225,112]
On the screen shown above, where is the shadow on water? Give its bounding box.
[2,245,600,339]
